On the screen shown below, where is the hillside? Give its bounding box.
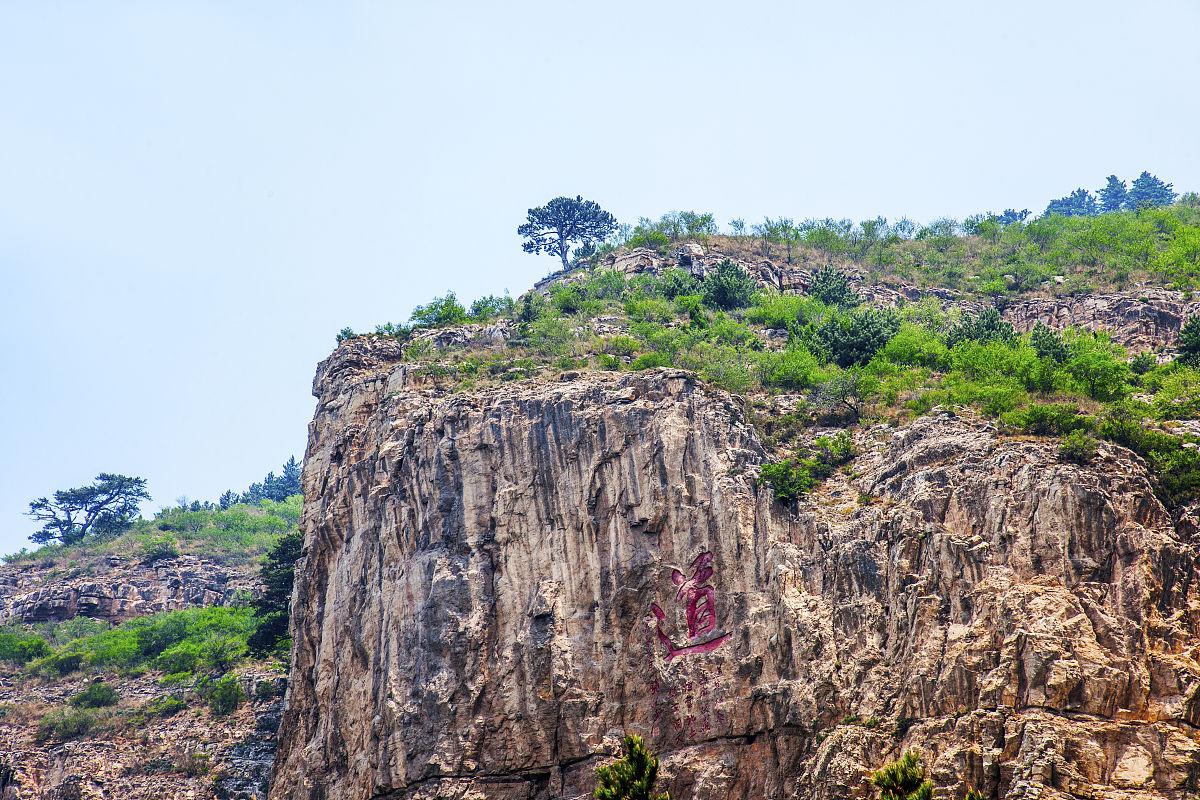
[271,203,1200,800]
[8,198,1200,800]
[0,472,301,799]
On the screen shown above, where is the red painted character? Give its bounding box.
[649,551,731,660]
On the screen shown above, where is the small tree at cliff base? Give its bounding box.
[519,195,618,272]
[871,750,933,800]
[594,734,669,800]
[248,529,304,656]
[27,474,151,546]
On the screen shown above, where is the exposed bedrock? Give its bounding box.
[272,340,1200,800]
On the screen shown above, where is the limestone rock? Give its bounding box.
[0,555,259,626]
[270,342,1200,800]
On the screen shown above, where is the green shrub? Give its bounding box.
[630,352,674,370]
[36,708,98,743]
[601,335,640,357]
[701,260,757,310]
[69,681,119,709]
[814,307,901,367]
[880,323,949,369]
[1062,331,1130,401]
[657,268,699,299]
[760,458,821,501]
[1007,403,1089,435]
[746,292,823,332]
[593,734,668,800]
[550,284,586,315]
[1130,351,1157,375]
[696,344,756,393]
[139,533,180,563]
[145,694,187,717]
[32,606,257,676]
[806,266,861,308]
[947,307,1013,346]
[627,228,671,252]
[0,631,51,664]
[763,347,822,390]
[813,431,856,467]
[673,293,706,323]
[409,292,468,329]
[1059,430,1098,464]
[624,296,675,324]
[204,674,243,717]
[468,294,513,321]
[1030,323,1068,362]
[870,750,933,800]
[581,269,627,301]
[525,317,576,357]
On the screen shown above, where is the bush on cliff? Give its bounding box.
[29,606,256,676]
[35,707,99,743]
[593,734,668,800]
[69,680,119,708]
[870,750,933,800]
[0,629,52,664]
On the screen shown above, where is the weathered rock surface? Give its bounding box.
[0,555,258,625]
[0,667,283,800]
[1001,288,1199,353]
[271,340,1200,800]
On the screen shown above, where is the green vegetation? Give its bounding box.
[593,734,669,800]
[760,432,856,501]
[203,674,244,716]
[27,473,150,546]
[342,239,1200,506]
[247,529,303,656]
[519,195,618,272]
[7,494,300,567]
[69,681,120,708]
[871,750,933,800]
[26,606,256,678]
[36,707,99,743]
[0,629,52,664]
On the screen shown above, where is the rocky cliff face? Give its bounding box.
[271,339,1200,800]
[0,555,258,625]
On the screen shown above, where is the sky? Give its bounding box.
[1,0,1198,554]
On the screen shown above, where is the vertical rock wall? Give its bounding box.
[272,339,1200,800]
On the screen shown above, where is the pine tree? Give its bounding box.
[1177,316,1200,366]
[247,529,303,655]
[870,750,933,800]
[1126,171,1176,210]
[1030,322,1068,363]
[593,735,669,800]
[1097,175,1128,213]
[280,456,302,497]
[807,266,861,308]
[1044,188,1098,217]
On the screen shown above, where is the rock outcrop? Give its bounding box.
[0,668,283,800]
[0,555,259,625]
[271,339,1200,800]
[1001,288,1199,353]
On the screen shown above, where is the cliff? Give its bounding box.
[0,554,258,625]
[271,338,1200,800]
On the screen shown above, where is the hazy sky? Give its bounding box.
[1,1,1198,554]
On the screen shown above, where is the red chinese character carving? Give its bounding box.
[649,551,731,660]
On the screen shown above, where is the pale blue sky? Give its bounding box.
[2,1,1198,553]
